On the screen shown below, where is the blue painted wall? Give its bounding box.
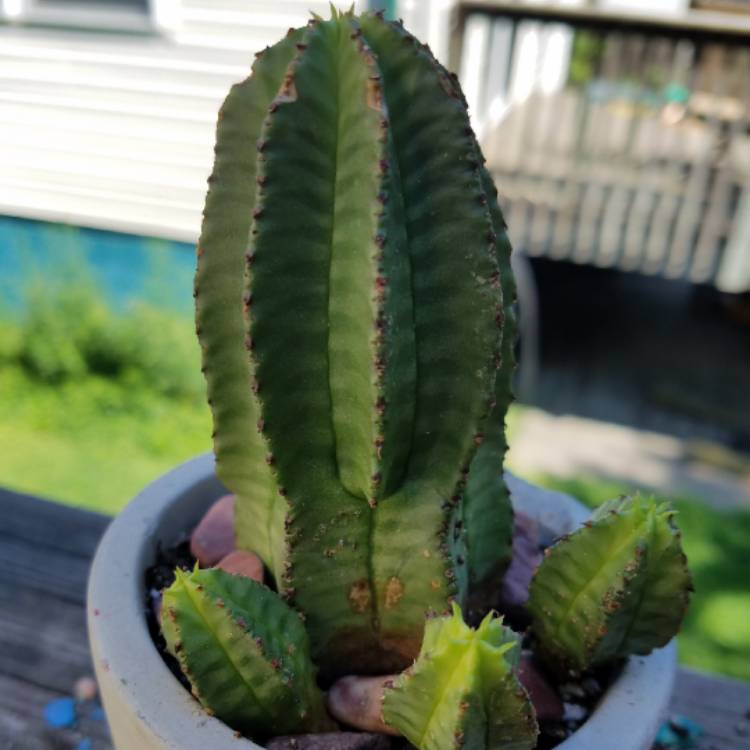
[0,216,196,318]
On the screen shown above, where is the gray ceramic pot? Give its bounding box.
[88,454,676,750]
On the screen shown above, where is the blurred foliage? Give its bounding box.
[0,280,211,512]
[1,280,204,400]
[532,473,750,683]
[568,31,604,87]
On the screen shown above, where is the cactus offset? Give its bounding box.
[382,603,537,750]
[528,495,693,675]
[161,567,332,735]
[195,9,512,676]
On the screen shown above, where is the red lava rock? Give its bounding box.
[190,494,236,566]
[519,652,564,722]
[73,676,98,702]
[500,511,543,612]
[327,675,400,736]
[215,550,264,583]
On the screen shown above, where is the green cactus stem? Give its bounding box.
[528,495,693,675]
[160,567,332,736]
[411,39,517,620]
[382,603,537,750]
[195,8,515,676]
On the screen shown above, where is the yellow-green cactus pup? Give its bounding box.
[383,603,538,750]
[528,496,693,675]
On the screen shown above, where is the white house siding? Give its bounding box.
[0,0,364,243]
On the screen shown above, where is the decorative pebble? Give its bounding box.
[558,681,586,703]
[267,733,392,750]
[43,697,77,729]
[73,676,98,702]
[327,675,400,736]
[215,550,264,582]
[518,653,564,722]
[563,702,587,722]
[499,512,543,616]
[190,494,236,566]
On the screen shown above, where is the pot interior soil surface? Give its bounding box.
[144,534,617,750]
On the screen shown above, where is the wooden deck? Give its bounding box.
[2,487,750,750]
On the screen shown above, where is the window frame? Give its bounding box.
[0,0,177,34]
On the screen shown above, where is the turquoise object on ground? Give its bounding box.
[43,697,77,729]
[655,715,704,749]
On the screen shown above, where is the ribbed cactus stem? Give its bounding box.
[195,9,514,676]
[528,495,693,674]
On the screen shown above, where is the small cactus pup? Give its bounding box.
[528,495,693,676]
[194,5,517,677]
[161,567,333,736]
[382,603,538,750]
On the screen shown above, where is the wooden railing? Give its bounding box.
[449,1,750,293]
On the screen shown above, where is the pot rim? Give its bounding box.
[88,453,676,750]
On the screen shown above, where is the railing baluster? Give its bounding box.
[453,0,750,292]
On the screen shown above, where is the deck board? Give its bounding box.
[1,486,749,750]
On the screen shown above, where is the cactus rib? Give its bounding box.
[195,30,304,578]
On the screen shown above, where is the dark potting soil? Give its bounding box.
[144,538,195,693]
[144,540,613,750]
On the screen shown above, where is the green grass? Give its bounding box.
[0,364,211,513]
[0,280,211,513]
[530,473,750,683]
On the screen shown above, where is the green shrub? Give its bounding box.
[4,281,203,401]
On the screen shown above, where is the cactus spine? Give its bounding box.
[195,9,515,676]
[528,495,693,675]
